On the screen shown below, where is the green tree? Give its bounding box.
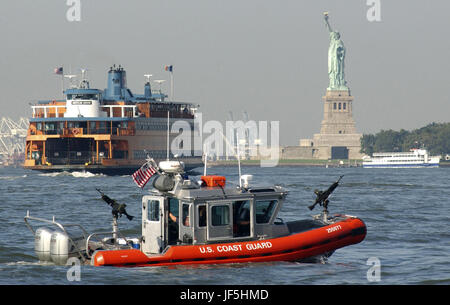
[360,134,375,155]
[360,122,450,156]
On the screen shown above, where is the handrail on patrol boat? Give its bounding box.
[24,210,89,262]
[85,231,133,258]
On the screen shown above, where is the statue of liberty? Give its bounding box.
[324,13,348,91]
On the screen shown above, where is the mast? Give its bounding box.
[203,149,208,176]
[236,134,242,188]
[167,111,170,160]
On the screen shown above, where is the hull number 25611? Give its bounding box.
[326,225,342,233]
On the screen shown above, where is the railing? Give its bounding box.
[85,231,133,259]
[24,211,89,263]
[46,150,128,165]
[149,111,194,119]
[46,151,99,165]
[24,211,133,262]
[32,106,66,119]
[29,127,135,136]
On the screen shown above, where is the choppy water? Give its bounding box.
[0,165,449,285]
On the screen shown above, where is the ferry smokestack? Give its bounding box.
[144,83,152,99]
[105,65,128,100]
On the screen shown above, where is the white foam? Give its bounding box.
[37,171,103,178]
[71,171,100,178]
[0,174,27,180]
[3,261,54,266]
[38,172,64,177]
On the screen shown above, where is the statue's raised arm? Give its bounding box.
[324,12,332,33]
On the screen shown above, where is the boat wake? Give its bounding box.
[0,174,27,180]
[38,171,104,178]
[71,171,104,178]
[2,260,54,267]
[38,172,64,177]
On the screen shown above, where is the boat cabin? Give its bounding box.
[141,175,288,255]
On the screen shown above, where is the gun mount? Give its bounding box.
[96,188,134,221]
[309,175,344,222]
[96,188,134,244]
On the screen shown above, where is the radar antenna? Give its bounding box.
[153,80,166,92]
[64,74,78,88]
[79,68,90,88]
[144,74,152,83]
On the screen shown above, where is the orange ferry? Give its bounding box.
[24,65,202,175]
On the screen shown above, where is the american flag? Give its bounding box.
[54,67,63,75]
[132,162,157,188]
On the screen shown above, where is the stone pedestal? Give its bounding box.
[312,89,363,159]
[319,90,356,134]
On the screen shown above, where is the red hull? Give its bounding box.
[92,217,366,267]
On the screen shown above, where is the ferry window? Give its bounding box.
[99,121,106,132]
[211,205,230,226]
[182,203,190,227]
[198,205,206,227]
[255,200,277,224]
[148,200,160,221]
[72,94,98,100]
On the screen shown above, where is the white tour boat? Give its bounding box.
[362,149,440,168]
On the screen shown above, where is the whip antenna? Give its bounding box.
[203,144,208,176]
[166,111,170,160]
[219,130,242,188]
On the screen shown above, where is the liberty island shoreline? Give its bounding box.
[207,159,450,167]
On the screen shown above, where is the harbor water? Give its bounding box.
[0,165,448,285]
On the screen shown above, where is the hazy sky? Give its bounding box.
[1,1,449,145]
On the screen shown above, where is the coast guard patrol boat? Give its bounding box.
[24,162,366,267]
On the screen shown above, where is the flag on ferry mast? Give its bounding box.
[164,65,173,72]
[132,162,157,188]
[54,67,63,75]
